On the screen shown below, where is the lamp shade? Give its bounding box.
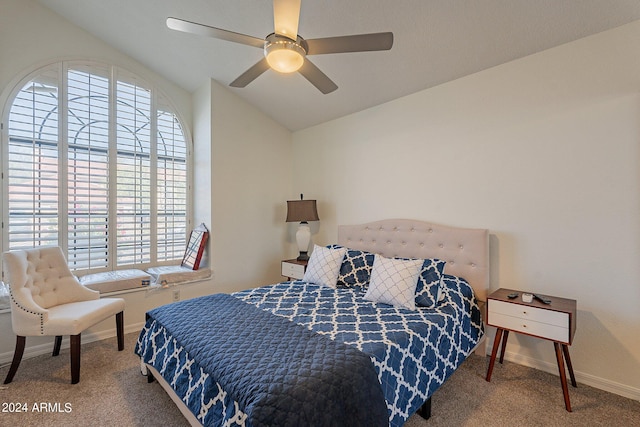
[286,199,319,222]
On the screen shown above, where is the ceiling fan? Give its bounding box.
[166,0,393,94]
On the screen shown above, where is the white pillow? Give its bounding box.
[364,254,423,310]
[302,245,347,288]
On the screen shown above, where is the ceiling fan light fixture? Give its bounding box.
[264,34,306,73]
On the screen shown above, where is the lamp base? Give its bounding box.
[295,222,312,262]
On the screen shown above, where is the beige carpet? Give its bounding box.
[1,332,638,426]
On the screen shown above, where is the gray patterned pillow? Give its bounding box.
[302,245,347,288]
[364,254,423,310]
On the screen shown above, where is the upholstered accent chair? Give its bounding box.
[3,247,125,384]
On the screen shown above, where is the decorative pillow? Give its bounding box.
[364,254,423,310]
[328,245,375,287]
[414,258,447,308]
[302,245,347,288]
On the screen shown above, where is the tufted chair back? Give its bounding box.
[3,246,100,336]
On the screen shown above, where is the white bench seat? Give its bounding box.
[79,269,151,293]
[146,265,211,286]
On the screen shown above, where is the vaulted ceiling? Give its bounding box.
[37,0,640,131]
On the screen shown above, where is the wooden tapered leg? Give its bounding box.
[70,334,81,384]
[116,311,124,351]
[499,330,509,364]
[562,344,577,387]
[4,336,26,384]
[52,336,62,356]
[554,342,572,412]
[486,328,504,381]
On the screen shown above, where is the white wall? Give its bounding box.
[0,0,292,364]
[292,21,640,399]
[194,78,293,291]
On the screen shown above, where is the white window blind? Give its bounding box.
[4,61,190,273]
[67,66,110,270]
[156,104,188,261]
[116,77,152,266]
[7,66,60,249]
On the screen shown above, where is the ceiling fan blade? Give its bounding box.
[298,59,338,94]
[306,32,393,55]
[229,58,270,88]
[166,17,264,48]
[273,0,301,40]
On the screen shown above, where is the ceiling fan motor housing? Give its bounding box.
[264,33,308,73]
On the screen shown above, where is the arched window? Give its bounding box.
[3,61,190,273]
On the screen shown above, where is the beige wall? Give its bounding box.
[292,21,640,399]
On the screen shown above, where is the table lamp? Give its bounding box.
[286,194,319,261]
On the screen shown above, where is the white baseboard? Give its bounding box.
[0,321,146,366]
[502,350,640,401]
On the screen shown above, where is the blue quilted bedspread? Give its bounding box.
[136,274,483,427]
[136,293,387,427]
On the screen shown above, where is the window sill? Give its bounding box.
[0,274,213,314]
[99,275,212,297]
[80,267,211,294]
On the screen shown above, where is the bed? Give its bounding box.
[135,219,489,426]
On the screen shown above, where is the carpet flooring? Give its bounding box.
[1,332,638,426]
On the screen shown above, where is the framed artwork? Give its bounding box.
[181,223,209,270]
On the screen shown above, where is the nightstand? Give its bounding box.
[281,259,307,280]
[485,288,577,412]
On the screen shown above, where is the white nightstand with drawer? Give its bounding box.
[281,259,307,280]
[485,288,577,412]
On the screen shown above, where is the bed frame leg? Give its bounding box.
[147,371,155,383]
[140,360,155,383]
[417,397,432,420]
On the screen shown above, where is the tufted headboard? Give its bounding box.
[338,219,490,301]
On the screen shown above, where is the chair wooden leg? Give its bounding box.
[52,336,62,356]
[70,334,81,384]
[4,336,26,384]
[116,311,124,351]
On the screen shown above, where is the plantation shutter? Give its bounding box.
[156,99,188,262]
[115,76,152,266]
[5,61,190,272]
[66,65,110,270]
[6,66,61,249]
